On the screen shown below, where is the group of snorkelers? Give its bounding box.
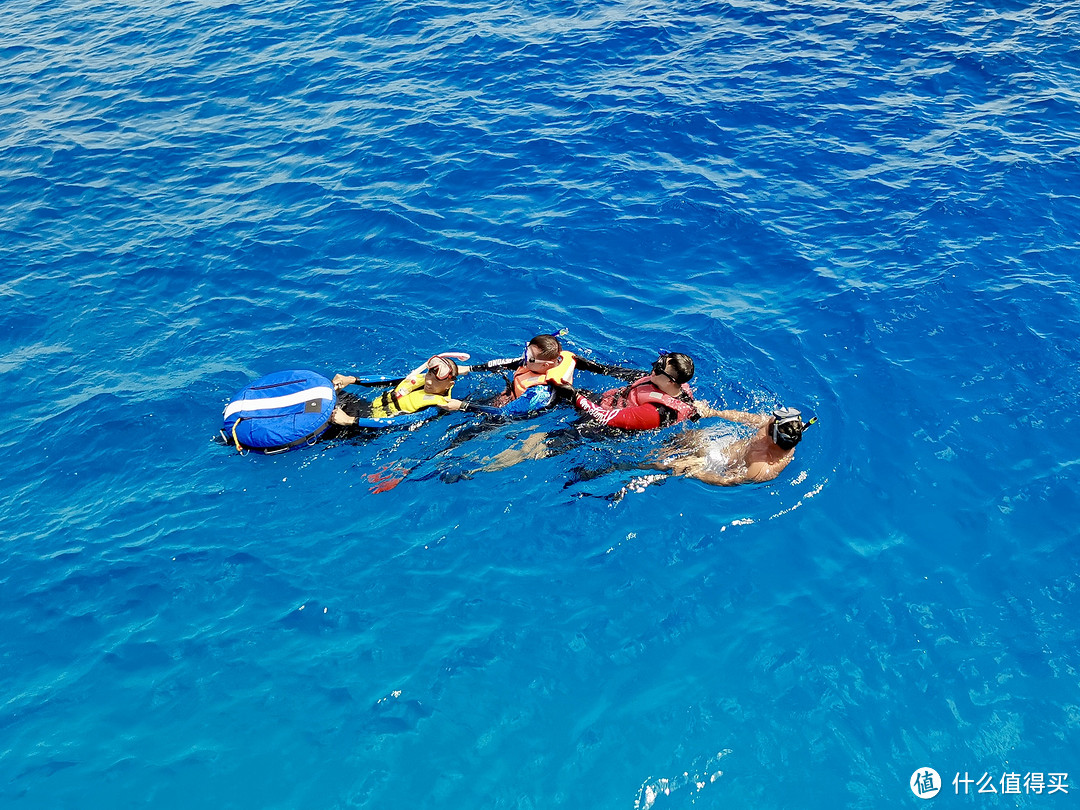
[328,333,813,486]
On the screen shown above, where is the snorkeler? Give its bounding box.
[653,406,813,485]
[329,354,476,427]
[476,333,639,410]
[564,352,699,430]
[469,352,700,474]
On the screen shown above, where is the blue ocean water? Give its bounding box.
[2,0,1078,806]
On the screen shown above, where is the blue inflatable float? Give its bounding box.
[221,370,336,454]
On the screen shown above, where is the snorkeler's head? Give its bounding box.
[424,355,458,392]
[652,352,695,386]
[769,407,804,449]
[526,334,562,363]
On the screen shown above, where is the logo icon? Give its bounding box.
[911,768,941,799]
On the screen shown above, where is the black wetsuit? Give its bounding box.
[483,354,636,379]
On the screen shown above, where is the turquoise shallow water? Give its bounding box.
[2,0,1079,807]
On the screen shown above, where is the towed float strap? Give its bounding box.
[227,414,333,454]
[231,419,245,454]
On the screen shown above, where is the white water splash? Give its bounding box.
[633,749,733,809]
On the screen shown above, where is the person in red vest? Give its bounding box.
[566,352,699,430]
[476,352,702,473]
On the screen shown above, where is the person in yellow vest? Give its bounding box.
[329,354,475,427]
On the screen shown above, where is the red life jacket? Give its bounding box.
[601,375,696,422]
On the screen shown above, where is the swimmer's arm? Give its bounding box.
[692,402,724,418]
[441,398,471,412]
[333,373,386,390]
[467,357,519,372]
[701,408,770,428]
[573,393,663,430]
[572,355,641,381]
[684,468,746,487]
[333,365,423,390]
[744,454,792,483]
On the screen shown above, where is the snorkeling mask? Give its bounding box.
[426,355,457,381]
[769,406,810,449]
[651,351,693,385]
[651,354,677,384]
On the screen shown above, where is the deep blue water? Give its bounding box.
[2,0,1079,807]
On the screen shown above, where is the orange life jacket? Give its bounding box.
[511,351,576,399]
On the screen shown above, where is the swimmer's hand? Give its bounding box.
[694,402,725,418]
[548,380,578,401]
[445,399,479,413]
[332,374,356,391]
[331,406,357,426]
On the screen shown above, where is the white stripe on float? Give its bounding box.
[223,386,334,420]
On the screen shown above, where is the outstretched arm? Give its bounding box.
[573,391,664,430]
[332,374,355,390]
[332,361,427,392]
[685,469,747,486]
[441,398,475,412]
[572,356,642,382]
[331,406,358,426]
[696,406,770,428]
[464,357,519,373]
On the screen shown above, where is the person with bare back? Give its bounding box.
[654,406,814,485]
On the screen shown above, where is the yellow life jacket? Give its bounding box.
[511,351,576,399]
[371,371,454,417]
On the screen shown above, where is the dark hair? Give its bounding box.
[664,352,695,385]
[528,334,562,361]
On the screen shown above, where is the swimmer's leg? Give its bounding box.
[482,431,551,472]
[562,460,645,487]
[474,426,582,473]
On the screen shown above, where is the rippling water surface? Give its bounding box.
[2,0,1078,807]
